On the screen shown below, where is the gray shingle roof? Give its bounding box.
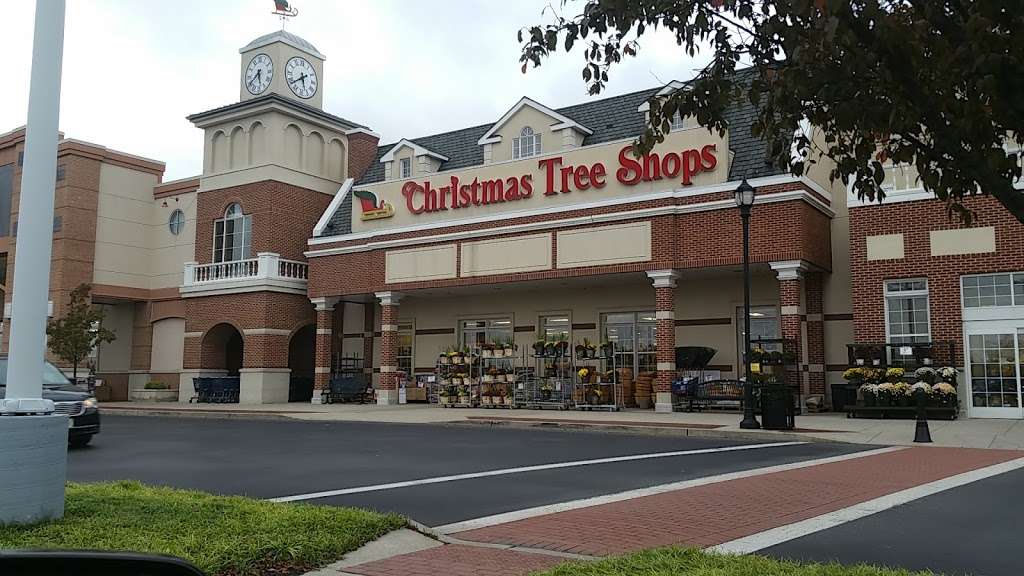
[319,71,785,237]
[187,93,366,130]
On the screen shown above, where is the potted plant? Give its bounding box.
[506,371,517,384]
[914,366,937,385]
[859,383,879,406]
[438,387,451,405]
[481,343,494,358]
[578,367,591,383]
[892,381,911,406]
[938,366,958,385]
[876,382,896,406]
[503,340,515,357]
[583,338,597,359]
[933,381,957,407]
[457,385,469,405]
[556,334,570,357]
[451,375,463,386]
[544,340,557,357]
[575,341,587,360]
[588,386,603,405]
[540,381,554,401]
[439,347,452,365]
[533,339,547,357]
[481,389,493,405]
[600,341,614,359]
[452,349,464,365]
[482,369,494,383]
[505,386,516,406]
[843,367,866,386]
[495,369,507,383]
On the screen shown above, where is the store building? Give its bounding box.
[2,28,1021,417]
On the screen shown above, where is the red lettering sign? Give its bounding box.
[400,144,717,215]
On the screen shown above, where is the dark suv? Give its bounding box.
[0,356,101,447]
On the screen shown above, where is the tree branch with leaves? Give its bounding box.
[519,0,1024,224]
[46,283,116,380]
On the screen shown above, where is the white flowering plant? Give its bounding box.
[938,367,958,383]
[933,382,957,396]
[914,367,937,384]
[910,382,932,394]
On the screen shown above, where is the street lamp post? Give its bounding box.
[735,178,760,430]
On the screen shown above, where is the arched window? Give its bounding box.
[213,202,252,262]
[512,126,541,160]
[168,209,185,235]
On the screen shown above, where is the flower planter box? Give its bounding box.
[130,388,178,402]
[847,405,958,420]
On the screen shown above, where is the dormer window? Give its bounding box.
[213,203,252,263]
[513,126,542,160]
[670,113,687,131]
[399,157,412,179]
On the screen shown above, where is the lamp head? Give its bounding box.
[734,178,756,207]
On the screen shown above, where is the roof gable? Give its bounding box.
[379,139,449,163]
[476,97,593,145]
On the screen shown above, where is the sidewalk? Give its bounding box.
[332,446,1024,576]
[103,401,1024,450]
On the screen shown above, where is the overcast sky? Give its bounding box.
[1,0,707,181]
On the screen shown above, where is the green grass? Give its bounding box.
[532,547,937,576]
[0,481,406,576]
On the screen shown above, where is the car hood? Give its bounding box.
[0,385,92,402]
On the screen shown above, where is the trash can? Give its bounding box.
[760,384,795,430]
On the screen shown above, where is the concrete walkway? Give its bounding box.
[102,401,1024,449]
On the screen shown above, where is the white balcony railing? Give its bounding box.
[183,253,308,289]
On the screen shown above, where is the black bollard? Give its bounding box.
[913,389,933,443]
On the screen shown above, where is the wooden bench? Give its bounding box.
[323,375,371,404]
[676,379,745,412]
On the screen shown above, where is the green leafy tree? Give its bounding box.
[519,1,1024,223]
[46,283,115,380]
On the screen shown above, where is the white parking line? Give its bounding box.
[710,455,1024,555]
[433,446,903,534]
[269,441,807,503]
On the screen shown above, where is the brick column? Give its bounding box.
[310,297,339,404]
[647,270,679,413]
[375,291,403,405]
[770,261,807,397]
[362,302,375,377]
[804,272,826,399]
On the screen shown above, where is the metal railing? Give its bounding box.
[183,253,308,286]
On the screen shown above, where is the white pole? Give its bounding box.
[4,0,66,406]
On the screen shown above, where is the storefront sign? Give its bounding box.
[400,144,717,215]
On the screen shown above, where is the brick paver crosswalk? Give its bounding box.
[342,447,1022,576]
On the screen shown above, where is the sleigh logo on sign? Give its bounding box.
[353,189,395,221]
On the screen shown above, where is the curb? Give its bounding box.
[102,407,294,421]
[449,418,850,444]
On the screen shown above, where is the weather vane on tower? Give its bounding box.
[272,0,299,29]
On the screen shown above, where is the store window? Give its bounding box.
[669,113,689,131]
[460,318,513,349]
[963,273,1024,308]
[880,163,922,193]
[399,157,412,179]
[968,333,1020,409]
[736,305,780,366]
[601,312,657,377]
[396,321,414,376]
[213,203,252,263]
[168,209,185,236]
[512,126,541,160]
[538,315,570,342]
[884,279,930,344]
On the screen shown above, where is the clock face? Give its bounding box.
[244,53,273,95]
[285,56,318,99]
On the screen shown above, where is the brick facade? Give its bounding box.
[312,298,335,396]
[346,131,381,180]
[849,195,1024,364]
[194,180,332,263]
[805,271,826,395]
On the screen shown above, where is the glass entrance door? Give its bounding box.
[966,330,1023,418]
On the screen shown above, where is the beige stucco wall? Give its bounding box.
[460,234,552,277]
[151,317,185,372]
[96,302,134,372]
[930,227,996,256]
[866,233,905,261]
[200,110,347,193]
[350,126,729,234]
[93,164,161,290]
[384,244,458,283]
[556,221,652,268]
[151,190,197,289]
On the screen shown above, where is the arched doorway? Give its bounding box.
[201,323,244,376]
[288,324,315,402]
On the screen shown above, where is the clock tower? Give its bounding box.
[238,30,325,109]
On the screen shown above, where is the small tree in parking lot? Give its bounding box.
[46,283,115,380]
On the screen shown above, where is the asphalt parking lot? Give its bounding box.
[68,414,868,527]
